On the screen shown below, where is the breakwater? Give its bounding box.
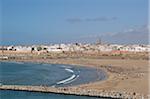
[0,85,142,99]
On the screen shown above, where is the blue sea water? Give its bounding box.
[0,90,102,99]
[0,61,107,99]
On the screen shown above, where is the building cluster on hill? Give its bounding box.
[0,43,150,53]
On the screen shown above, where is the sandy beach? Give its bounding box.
[1,58,149,97]
[0,52,149,98]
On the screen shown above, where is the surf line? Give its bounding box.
[65,68,74,73]
[56,68,78,85]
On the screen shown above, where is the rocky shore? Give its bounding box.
[0,85,144,99]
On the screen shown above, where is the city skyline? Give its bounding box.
[0,0,148,45]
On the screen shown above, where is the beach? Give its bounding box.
[0,53,149,98]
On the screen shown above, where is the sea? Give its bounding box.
[0,61,107,99]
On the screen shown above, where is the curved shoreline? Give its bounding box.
[0,61,107,87]
[0,59,148,98]
[0,60,113,98]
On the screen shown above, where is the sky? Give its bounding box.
[0,0,148,45]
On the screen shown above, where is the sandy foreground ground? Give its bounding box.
[2,57,149,97]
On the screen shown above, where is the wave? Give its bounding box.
[56,74,76,85]
[55,67,78,85]
[65,68,74,73]
[63,75,79,84]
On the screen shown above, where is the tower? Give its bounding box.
[96,37,102,45]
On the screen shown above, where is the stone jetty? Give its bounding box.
[0,85,144,99]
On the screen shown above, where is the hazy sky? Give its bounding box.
[0,0,148,45]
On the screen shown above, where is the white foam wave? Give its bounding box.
[56,74,76,84]
[56,67,78,85]
[63,75,79,84]
[65,68,74,73]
